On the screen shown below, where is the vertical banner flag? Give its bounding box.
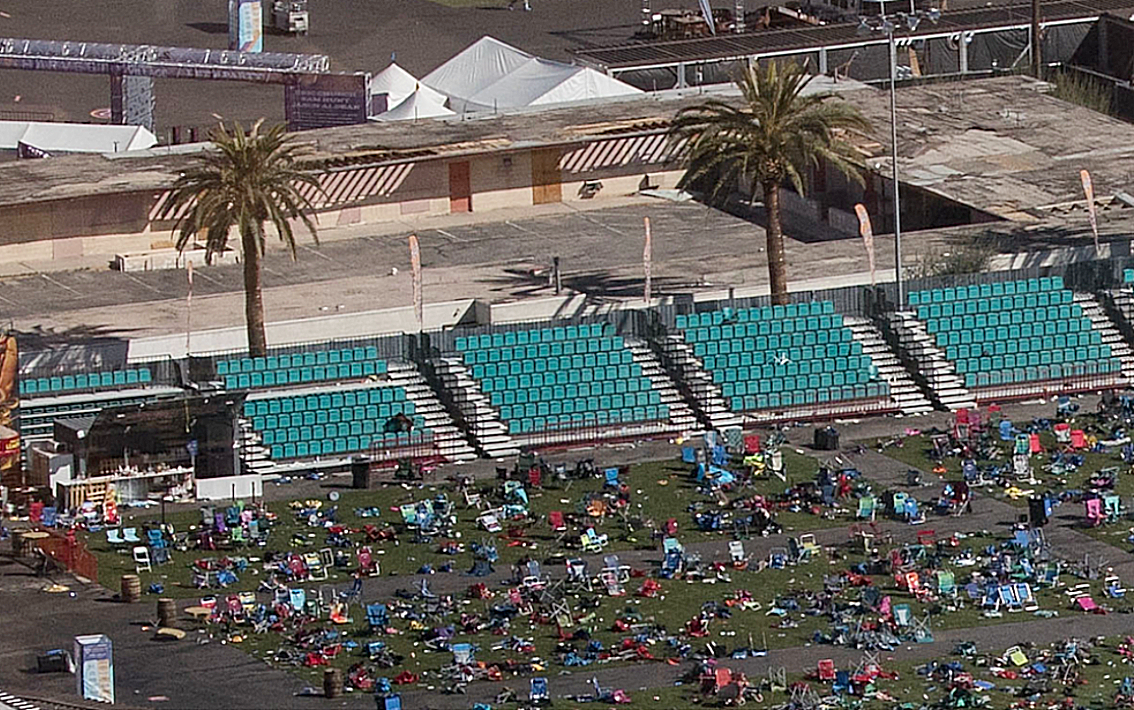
[854,203,877,286]
[0,331,18,489]
[409,235,423,330]
[699,0,717,34]
[643,217,653,303]
[1081,169,1100,254]
[186,260,194,355]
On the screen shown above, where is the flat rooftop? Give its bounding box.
[842,74,1134,220]
[0,76,868,209]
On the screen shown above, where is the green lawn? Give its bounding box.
[210,528,1118,690]
[83,450,847,598]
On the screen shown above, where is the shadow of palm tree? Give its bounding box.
[15,324,140,373]
[482,268,693,300]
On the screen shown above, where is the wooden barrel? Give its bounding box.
[120,574,141,603]
[157,598,177,627]
[10,530,25,556]
[323,668,343,699]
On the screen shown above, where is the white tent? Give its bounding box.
[0,120,156,155]
[423,36,642,114]
[375,89,455,122]
[369,62,445,114]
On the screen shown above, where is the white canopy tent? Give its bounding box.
[369,62,446,114]
[423,36,642,114]
[375,89,455,122]
[0,121,156,155]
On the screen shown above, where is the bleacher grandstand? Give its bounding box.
[888,276,1131,408]
[661,300,930,426]
[13,264,1134,475]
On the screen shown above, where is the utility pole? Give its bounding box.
[1031,0,1042,77]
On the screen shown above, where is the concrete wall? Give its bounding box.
[0,133,681,266]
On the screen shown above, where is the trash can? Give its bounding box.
[351,456,370,489]
[814,427,839,451]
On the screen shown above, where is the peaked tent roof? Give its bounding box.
[369,62,445,111]
[0,121,156,154]
[422,36,642,114]
[374,89,456,122]
[422,36,534,100]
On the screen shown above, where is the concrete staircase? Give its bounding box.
[430,356,519,459]
[659,333,743,430]
[386,361,478,462]
[884,310,977,411]
[844,316,934,416]
[625,336,699,433]
[1074,293,1134,380]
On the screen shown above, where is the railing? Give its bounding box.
[969,370,1126,404]
[367,432,441,466]
[32,528,99,582]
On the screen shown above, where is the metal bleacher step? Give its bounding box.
[886,311,976,411]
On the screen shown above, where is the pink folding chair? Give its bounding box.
[1085,498,1104,527]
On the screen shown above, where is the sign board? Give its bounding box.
[285,74,369,131]
[228,0,264,53]
[75,634,114,704]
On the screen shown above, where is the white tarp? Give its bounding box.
[375,89,455,122]
[0,121,156,154]
[423,36,642,114]
[369,62,445,113]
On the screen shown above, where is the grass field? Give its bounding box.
[83,450,845,599]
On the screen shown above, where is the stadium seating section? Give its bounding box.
[454,323,669,435]
[19,367,153,397]
[676,301,889,412]
[218,347,387,390]
[244,385,427,461]
[909,277,1121,387]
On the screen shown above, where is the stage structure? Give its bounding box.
[0,38,365,132]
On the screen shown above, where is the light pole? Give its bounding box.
[861,9,939,307]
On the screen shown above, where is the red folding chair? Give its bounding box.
[548,511,567,532]
[528,467,542,488]
[743,435,761,454]
[817,659,836,681]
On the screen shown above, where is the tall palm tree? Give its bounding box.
[170,119,321,356]
[669,61,871,304]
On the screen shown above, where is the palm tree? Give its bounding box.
[170,119,321,356]
[669,61,871,304]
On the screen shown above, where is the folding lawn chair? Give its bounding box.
[817,659,836,681]
[478,512,503,534]
[892,603,912,628]
[769,547,788,569]
[603,468,621,487]
[936,570,956,598]
[289,588,306,612]
[304,552,328,581]
[728,540,748,569]
[857,496,876,521]
[580,528,608,553]
[602,554,630,583]
[910,614,934,643]
[106,529,125,547]
[367,603,389,631]
[1004,646,1029,666]
[132,546,151,574]
[358,547,379,576]
[123,528,141,544]
[530,677,549,704]
[451,642,476,665]
[548,511,567,533]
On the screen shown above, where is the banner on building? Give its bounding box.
[75,635,114,704]
[643,217,653,303]
[409,235,423,330]
[228,0,263,53]
[0,332,18,488]
[854,203,876,287]
[1081,169,1100,254]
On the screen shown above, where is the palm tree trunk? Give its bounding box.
[241,225,268,357]
[763,179,789,305]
